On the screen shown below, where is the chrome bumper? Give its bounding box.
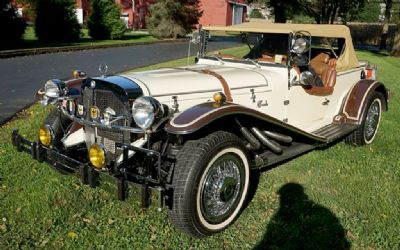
[11,129,164,208]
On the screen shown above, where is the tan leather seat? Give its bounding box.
[305,52,337,96]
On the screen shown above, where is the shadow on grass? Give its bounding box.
[253,183,350,250]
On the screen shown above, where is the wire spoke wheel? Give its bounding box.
[169,131,250,237]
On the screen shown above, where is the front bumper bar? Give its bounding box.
[11,129,164,208]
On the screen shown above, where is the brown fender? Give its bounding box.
[165,102,327,143]
[340,79,389,124]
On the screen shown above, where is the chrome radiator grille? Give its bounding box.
[82,88,130,154]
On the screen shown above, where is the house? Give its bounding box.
[199,0,247,27]
[12,0,247,30]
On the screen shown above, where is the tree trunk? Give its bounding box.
[379,0,393,51]
[390,22,400,56]
[273,1,287,23]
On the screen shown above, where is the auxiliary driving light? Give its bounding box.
[89,144,106,169]
[38,126,53,147]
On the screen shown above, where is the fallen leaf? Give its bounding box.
[108,218,115,225]
[346,230,357,240]
[40,238,50,246]
[16,207,21,213]
[82,218,91,224]
[67,231,78,239]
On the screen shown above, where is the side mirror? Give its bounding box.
[291,37,310,55]
[190,32,201,44]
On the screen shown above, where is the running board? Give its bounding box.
[256,142,316,169]
[312,123,358,143]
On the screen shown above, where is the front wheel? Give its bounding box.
[169,131,250,237]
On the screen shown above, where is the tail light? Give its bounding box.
[364,64,377,80]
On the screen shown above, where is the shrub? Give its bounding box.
[147,0,202,39]
[34,0,80,42]
[88,0,126,40]
[0,0,26,46]
[348,22,396,47]
[250,9,264,19]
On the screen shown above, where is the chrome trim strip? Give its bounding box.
[153,88,222,97]
[62,110,144,134]
[231,85,271,90]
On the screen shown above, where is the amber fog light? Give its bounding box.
[38,126,53,146]
[89,144,106,169]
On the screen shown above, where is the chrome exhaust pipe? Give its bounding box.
[251,127,282,154]
[263,130,292,144]
[240,127,261,150]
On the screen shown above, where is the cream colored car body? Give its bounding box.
[123,59,365,134]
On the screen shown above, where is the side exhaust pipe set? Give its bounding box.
[240,126,292,154]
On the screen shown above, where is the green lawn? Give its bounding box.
[0,49,399,249]
[0,26,158,51]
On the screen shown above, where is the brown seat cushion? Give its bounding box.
[304,53,337,96]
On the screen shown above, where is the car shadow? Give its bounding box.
[253,183,350,250]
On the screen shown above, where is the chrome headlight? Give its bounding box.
[45,79,65,98]
[132,96,164,130]
[291,37,310,55]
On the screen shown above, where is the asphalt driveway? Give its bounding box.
[0,38,238,124]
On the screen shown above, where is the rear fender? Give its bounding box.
[340,80,389,124]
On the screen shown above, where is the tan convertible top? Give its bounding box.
[204,22,358,71]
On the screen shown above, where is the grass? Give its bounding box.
[0,48,399,249]
[0,26,158,51]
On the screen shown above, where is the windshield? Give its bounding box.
[201,32,290,66]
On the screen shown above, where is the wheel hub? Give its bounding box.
[220,177,238,202]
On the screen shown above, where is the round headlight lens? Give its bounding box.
[89,144,106,169]
[132,96,163,130]
[38,126,52,146]
[45,80,60,98]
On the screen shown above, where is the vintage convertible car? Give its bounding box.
[12,23,390,237]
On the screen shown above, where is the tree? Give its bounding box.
[391,22,400,56]
[250,9,264,19]
[0,0,26,47]
[380,0,393,50]
[88,0,127,40]
[296,0,365,24]
[35,0,80,42]
[349,1,381,22]
[268,0,299,23]
[249,0,365,24]
[147,0,202,38]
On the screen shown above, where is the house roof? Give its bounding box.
[204,22,359,71]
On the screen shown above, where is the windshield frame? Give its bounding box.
[198,30,292,68]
